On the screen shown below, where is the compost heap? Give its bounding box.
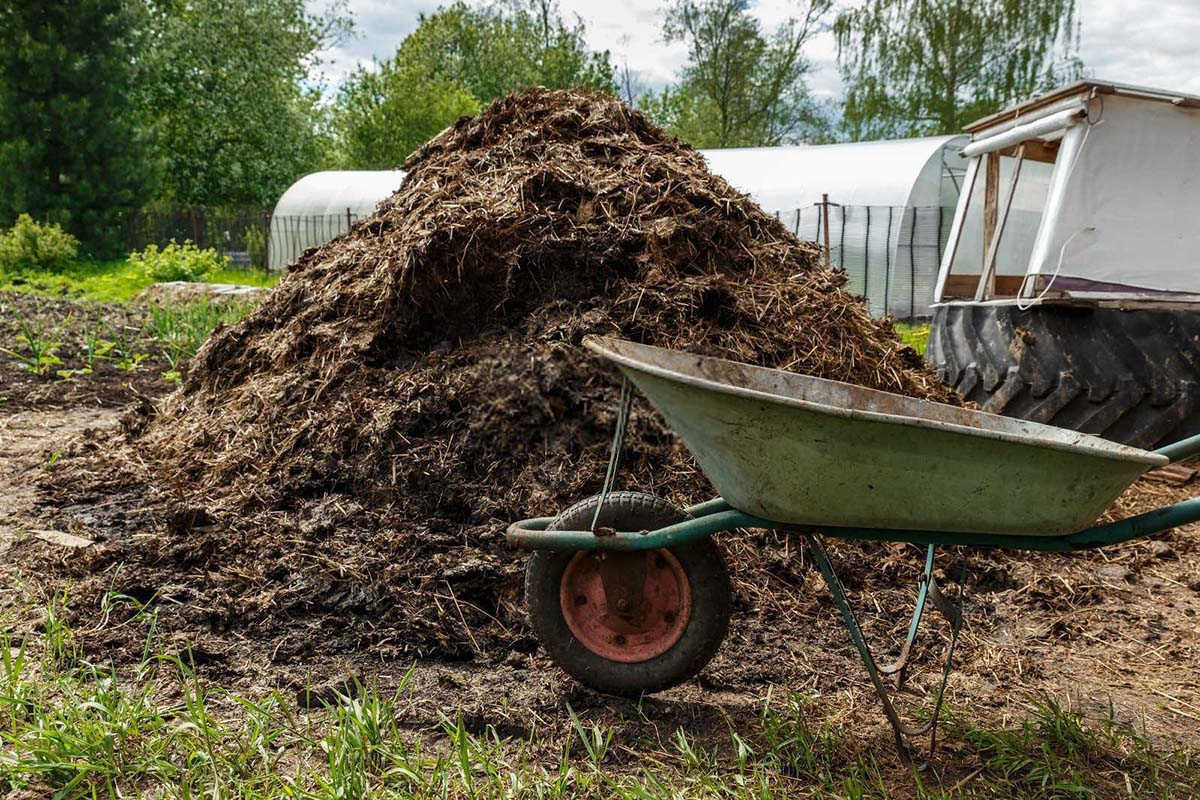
[67,88,958,665]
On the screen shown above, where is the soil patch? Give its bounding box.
[0,292,172,411]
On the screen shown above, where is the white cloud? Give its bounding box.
[1077,0,1200,94]
[312,0,1200,104]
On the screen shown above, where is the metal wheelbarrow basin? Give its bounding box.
[584,336,1167,536]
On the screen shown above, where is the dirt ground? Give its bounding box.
[2,346,1198,783]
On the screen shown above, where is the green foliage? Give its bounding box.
[835,0,1082,140]
[146,298,254,380]
[333,58,480,170]
[0,0,151,256]
[135,0,353,207]
[332,1,616,168]
[244,225,268,270]
[957,698,1200,799]
[646,0,832,148]
[894,322,930,355]
[0,314,63,375]
[0,258,277,303]
[129,240,230,283]
[0,215,80,274]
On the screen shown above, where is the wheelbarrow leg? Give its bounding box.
[806,535,965,764]
[807,534,912,760]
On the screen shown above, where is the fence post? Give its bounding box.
[839,205,846,270]
[263,211,271,271]
[909,209,918,320]
[883,207,894,316]
[813,194,839,271]
[347,206,352,231]
[864,206,872,301]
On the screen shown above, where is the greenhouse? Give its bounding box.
[267,136,969,317]
[267,170,406,270]
[701,136,968,317]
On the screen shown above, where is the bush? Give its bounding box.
[244,225,267,270]
[130,239,229,283]
[0,214,80,273]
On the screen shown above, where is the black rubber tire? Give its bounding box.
[524,491,731,695]
[928,303,1200,449]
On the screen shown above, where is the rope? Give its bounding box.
[590,377,633,532]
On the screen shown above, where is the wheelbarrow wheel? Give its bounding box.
[524,491,731,695]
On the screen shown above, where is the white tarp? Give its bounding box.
[1032,94,1200,292]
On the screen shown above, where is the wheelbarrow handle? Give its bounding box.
[1153,431,1200,463]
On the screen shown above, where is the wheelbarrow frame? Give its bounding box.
[507,431,1200,762]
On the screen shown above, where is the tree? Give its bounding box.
[649,0,832,148]
[331,1,616,168]
[333,57,480,170]
[835,0,1082,140]
[137,0,352,208]
[0,0,150,256]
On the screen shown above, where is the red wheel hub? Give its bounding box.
[559,549,691,663]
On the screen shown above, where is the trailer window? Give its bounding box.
[941,140,1059,299]
[992,156,1054,281]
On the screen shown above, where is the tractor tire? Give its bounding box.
[927,303,1200,449]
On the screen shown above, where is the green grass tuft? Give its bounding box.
[0,258,278,303]
[894,323,931,356]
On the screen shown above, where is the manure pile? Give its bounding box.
[55,89,957,667]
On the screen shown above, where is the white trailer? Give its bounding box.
[927,80,1200,447]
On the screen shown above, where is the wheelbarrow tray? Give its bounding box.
[584,336,1167,536]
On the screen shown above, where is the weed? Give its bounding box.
[108,324,149,373]
[1,314,63,374]
[80,325,116,372]
[146,298,251,379]
[129,240,229,283]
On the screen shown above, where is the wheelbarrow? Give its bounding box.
[507,335,1200,760]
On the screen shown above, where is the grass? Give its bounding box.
[0,260,269,382]
[0,598,1196,799]
[145,299,257,378]
[0,258,278,303]
[894,323,931,356]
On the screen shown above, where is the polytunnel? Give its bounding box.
[700,136,968,317]
[267,170,405,270]
[267,136,968,317]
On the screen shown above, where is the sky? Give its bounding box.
[311,0,1200,102]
